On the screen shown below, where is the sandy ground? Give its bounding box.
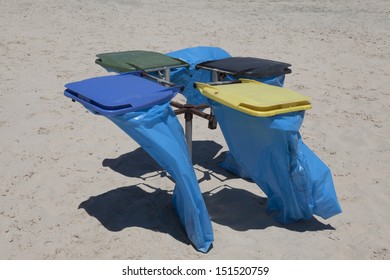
[0,0,389,259]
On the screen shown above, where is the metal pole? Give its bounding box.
[210,70,218,126]
[212,70,218,82]
[167,66,193,158]
[185,111,193,160]
[164,67,171,82]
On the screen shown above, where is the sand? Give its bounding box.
[0,0,389,259]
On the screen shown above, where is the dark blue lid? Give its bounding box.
[64,72,179,116]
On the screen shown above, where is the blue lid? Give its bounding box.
[64,72,179,116]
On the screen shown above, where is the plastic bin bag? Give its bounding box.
[209,100,342,224]
[166,46,231,104]
[107,102,213,252]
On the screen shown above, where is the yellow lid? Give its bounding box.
[195,79,312,117]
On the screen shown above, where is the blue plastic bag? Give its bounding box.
[209,100,342,224]
[222,72,286,88]
[107,102,213,252]
[166,46,231,104]
[64,72,213,252]
[220,74,288,179]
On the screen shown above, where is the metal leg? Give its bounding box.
[209,70,218,129]
[212,70,218,82]
[185,111,193,160]
[164,67,171,82]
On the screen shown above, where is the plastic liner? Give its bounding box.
[107,103,213,251]
[223,74,286,87]
[166,46,231,105]
[219,75,288,179]
[208,100,342,224]
[64,73,213,252]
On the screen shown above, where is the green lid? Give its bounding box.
[95,50,188,72]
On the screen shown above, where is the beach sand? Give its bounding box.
[0,0,389,259]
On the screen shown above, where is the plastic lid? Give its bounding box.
[64,72,179,116]
[195,79,311,117]
[95,50,188,72]
[198,57,291,78]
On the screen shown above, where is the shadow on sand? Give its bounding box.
[101,140,234,182]
[80,140,334,247]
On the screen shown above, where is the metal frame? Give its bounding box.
[197,65,237,77]
[140,71,217,161]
